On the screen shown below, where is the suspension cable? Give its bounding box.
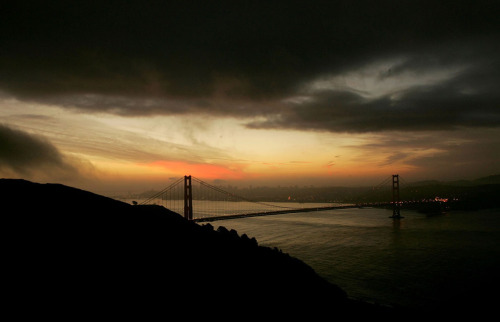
[191,176,298,210]
[139,177,184,205]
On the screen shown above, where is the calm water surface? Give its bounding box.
[207,207,500,309]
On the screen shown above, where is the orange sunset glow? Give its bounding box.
[147,160,247,180]
[0,1,498,196]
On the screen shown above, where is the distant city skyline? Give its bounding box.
[1,1,499,195]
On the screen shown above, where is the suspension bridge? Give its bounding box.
[138,174,405,222]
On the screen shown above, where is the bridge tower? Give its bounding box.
[184,175,193,220]
[391,174,403,219]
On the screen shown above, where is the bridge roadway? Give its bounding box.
[192,204,371,222]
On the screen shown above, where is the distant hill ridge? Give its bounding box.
[1,179,394,318]
[409,174,500,187]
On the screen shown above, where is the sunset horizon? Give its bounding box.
[1,1,499,196]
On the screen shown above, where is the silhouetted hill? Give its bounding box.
[1,179,395,319]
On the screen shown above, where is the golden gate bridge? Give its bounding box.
[139,174,404,222]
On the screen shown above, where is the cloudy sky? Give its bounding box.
[1,1,499,194]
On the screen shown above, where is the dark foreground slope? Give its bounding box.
[2,179,394,318]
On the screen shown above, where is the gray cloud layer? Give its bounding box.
[248,59,500,132]
[0,124,78,178]
[1,1,499,132]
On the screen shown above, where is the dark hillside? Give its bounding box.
[1,179,394,318]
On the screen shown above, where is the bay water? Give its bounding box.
[204,207,500,310]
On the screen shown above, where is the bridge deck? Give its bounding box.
[193,204,362,222]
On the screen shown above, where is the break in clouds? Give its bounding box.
[1,1,499,133]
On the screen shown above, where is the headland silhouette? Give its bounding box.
[2,178,399,319]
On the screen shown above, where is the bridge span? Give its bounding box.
[140,175,404,221]
[192,204,363,222]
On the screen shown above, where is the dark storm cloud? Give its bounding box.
[247,56,500,132]
[1,1,499,131]
[0,124,76,176]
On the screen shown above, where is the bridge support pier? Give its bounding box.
[184,175,193,220]
[391,174,403,219]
